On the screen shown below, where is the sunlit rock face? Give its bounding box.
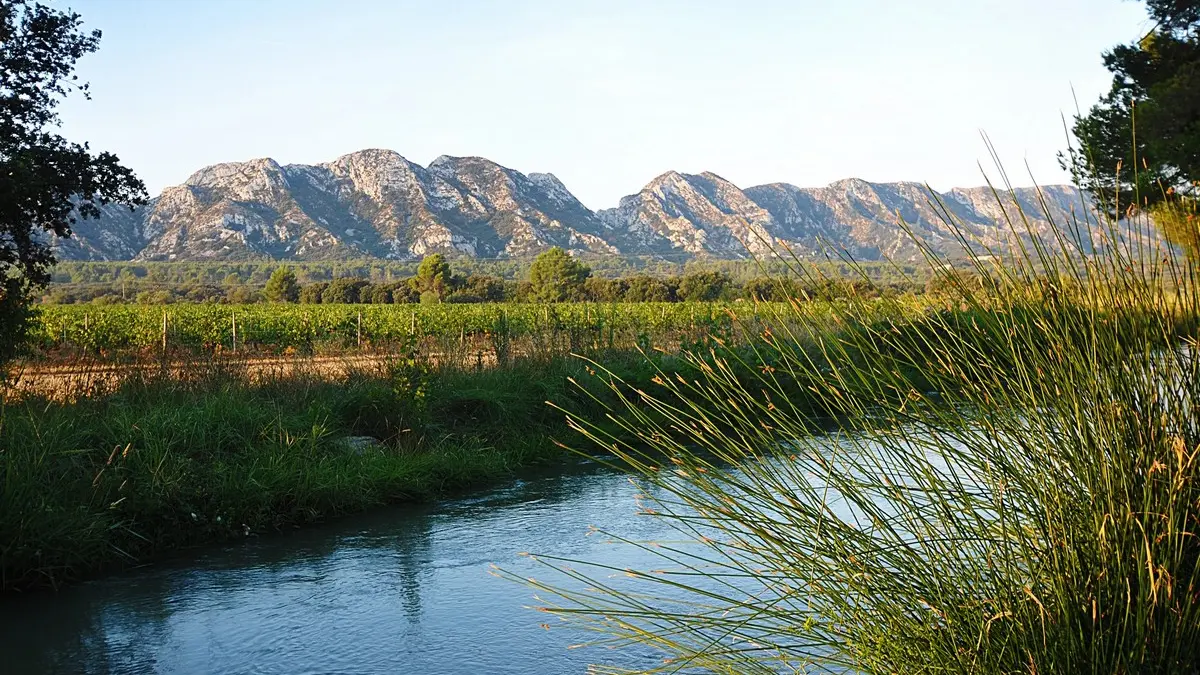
[61,149,1094,262]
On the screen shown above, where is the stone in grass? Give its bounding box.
[340,436,382,455]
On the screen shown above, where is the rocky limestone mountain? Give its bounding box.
[54,202,147,261]
[58,149,1108,263]
[744,179,1092,261]
[76,150,618,262]
[598,171,779,257]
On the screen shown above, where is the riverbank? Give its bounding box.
[0,352,677,593]
[3,296,1119,595]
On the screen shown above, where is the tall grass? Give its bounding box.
[519,169,1200,672]
[0,353,675,593]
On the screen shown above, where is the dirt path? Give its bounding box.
[3,353,413,402]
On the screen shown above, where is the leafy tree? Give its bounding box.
[743,276,807,301]
[459,274,506,303]
[0,0,146,364]
[584,277,627,302]
[743,277,778,301]
[623,275,674,302]
[184,284,223,303]
[262,265,299,303]
[529,247,591,302]
[299,282,327,304]
[322,277,368,304]
[357,282,376,303]
[391,281,419,304]
[1061,0,1199,219]
[225,286,259,304]
[511,280,536,302]
[410,254,452,300]
[677,270,732,302]
[367,284,392,304]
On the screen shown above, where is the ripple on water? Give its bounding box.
[0,466,673,674]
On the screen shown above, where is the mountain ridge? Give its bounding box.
[58,149,1098,263]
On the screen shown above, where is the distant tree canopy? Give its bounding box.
[323,277,368,304]
[623,274,675,303]
[410,254,452,301]
[39,258,934,305]
[262,266,299,303]
[0,0,146,363]
[1062,0,1199,221]
[298,282,326,305]
[677,270,732,302]
[529,247,591,302]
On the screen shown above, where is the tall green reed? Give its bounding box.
[520,160,1200,673]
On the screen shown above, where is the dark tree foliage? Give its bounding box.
[410,254,452,300]
[299,282,327,304]
[677,270,732,302]
[390,281,419,304]
[1061,0,1199,217]
[1,0,145,362]
[262,265,299,303]
[322,277,368,304]
[623,275,676,303]
[450,274,505,303]
[584,277,628,302]
[529,247,591,302]
[367,284,392,304]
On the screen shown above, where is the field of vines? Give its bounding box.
[27,302,809,358]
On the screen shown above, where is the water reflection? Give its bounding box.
[0,463,670,675]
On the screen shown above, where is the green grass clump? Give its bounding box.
[0,355,661,593]
[520,183,1200,673]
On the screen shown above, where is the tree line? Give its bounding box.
[42,249,930,306]
[49,256,925,287]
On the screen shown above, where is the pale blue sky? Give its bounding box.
[58,0,1149,208]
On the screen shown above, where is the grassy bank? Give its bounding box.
[2,293,924,595]
[0,353,675,593]
[7,286,1188,596]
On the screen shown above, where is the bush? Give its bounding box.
[584,277,626,302]
[225,286,259,304]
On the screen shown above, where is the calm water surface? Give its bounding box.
[0,463,676,674]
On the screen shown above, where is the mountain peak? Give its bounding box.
[185,157,284,187]
[329,148,415,167]
[826,177,873,190]
[428,154,461,169]
[697,170,734,184]
[647,169,687,185]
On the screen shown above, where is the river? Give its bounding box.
[0,462,678,674]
